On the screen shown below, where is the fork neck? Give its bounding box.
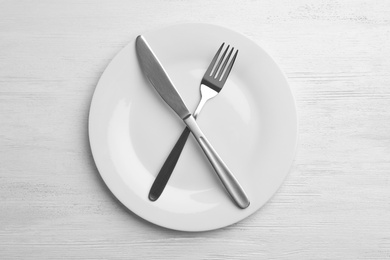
[193,84,219,119]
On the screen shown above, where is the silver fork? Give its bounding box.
[149,43,239,201]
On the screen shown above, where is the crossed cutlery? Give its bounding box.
[136,35,249,209]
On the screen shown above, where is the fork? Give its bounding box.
[149,43,239,201]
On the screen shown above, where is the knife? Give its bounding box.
[135,35,250,209]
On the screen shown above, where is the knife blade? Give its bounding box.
[135,35,250,209]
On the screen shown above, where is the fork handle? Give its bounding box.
[184,115,250,209]
[149,127,191,201]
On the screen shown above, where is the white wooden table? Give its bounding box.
[1,0,390,259]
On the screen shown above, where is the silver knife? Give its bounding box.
[135,35,250,209]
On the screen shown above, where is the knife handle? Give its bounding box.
[184,115,250,209]
[149,127,191,201]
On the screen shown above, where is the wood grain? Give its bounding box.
[1,0,390,259]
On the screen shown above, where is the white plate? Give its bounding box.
[89,23,297,232]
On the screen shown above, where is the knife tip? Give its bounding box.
[136,35,146,43]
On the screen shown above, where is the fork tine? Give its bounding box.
[205,43,224,77]
[212,45,230,78]
[220,49,238,84]
[216,47,234,80]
